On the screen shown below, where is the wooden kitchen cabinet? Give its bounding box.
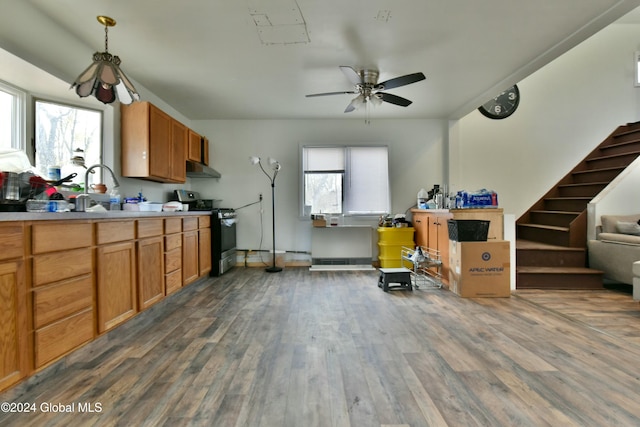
[164,218,183,295]
[30,222,94,368]
[121,101,187,183]
[171,119,187,182]
[136,219,165,309]
[202,136,210,166]
[188,129,202,162]
[0,223,28,391]
[412,210,453,284]
[96,221,137,333]
[198,215,212,277]
[182,217,199,285]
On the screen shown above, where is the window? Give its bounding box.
[0,81,25,150]
[302,145,390,215]
[35,99,102,184]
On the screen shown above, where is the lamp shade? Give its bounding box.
[73,52,139,104]
[71,16,139,105]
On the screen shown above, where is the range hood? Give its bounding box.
[186,161,221,178]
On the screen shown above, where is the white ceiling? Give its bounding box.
[3,0,640,120]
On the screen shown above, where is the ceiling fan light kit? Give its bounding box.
[71,16,140,105]
[306,66,426,121]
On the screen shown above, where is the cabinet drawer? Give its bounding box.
[138,219,164,238]
[32,248,92,287]
[33,275,93,329]
[35,308,93,368]
[198,215,210,229]
[0,223,24,261]
[165,218,182,234]
[165,247,182,273]
[165,269,182,295]
[183,217,198,231]
[96,221,135,245]
[165,233,182,251]
[32,222,92,254]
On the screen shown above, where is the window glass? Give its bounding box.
[35,99,102,185]
[0,81,25,150]
[302,145,390,216]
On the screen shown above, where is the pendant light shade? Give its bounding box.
[71,16,139,105]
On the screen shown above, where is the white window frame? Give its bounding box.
[301,144,390,217]
[0,80,26,151]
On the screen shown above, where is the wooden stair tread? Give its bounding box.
[517,266,603,274]
[518,223,568,232]
[587,150,640,161]
[572,166,624,175]
[516,239,584,251]
[544,196,591,201]
[528,210,579,216]
[558,182,608,187]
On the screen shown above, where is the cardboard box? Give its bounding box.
[312,219,326,227]
[448,240,510,297]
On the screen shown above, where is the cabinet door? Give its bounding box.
[429,213,453,284]
[188,129,202,162]
[182,231,199,285]
[171,120,187,183]
[149,104,172,180]
[413,212,429,247]
[202,136,210,166]
[137,236,165,310]
[198,228,212,276]
[96,242,137,333]
[0,260,28,391]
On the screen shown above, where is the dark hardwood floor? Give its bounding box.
[2,267,640,426]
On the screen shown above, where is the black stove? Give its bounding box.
[174,190,237,276]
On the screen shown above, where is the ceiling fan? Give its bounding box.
[306,66,426,113]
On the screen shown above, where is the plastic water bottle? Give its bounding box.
[417,188,428,209]
[109,188,121,210]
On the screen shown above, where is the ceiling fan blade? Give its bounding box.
[340,66,362,85]
[379,92,413,107]
[377,72,426,90]
[306,91,357,97]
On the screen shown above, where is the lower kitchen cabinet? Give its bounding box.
[198,216,212,276]
[183,230,199,285]
[183,217,199,285]
[412,210,453,283]
[137,219,165,310]
[30,222,94,369]
[96,241,137,333]
[0,259,28,391]
[137,236,165,309]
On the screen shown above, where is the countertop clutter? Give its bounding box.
[0,210,206,222]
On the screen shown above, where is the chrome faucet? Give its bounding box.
[84,164,120,194]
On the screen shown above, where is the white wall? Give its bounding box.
[189,119,447,253]
[454,23,640,219]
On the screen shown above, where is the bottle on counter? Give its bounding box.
[433,185,444,209]
[109,188,121,210]
[417,188,429,209]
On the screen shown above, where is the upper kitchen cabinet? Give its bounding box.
[187,129,202,163]
[188,130,210,166]
[121,102,187,183]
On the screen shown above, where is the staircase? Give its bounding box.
[516,121,640,289]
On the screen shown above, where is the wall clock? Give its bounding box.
[478,85,520,119]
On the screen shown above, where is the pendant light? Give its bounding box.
[71,16,140,104]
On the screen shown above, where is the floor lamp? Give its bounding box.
[250,156,282,273]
